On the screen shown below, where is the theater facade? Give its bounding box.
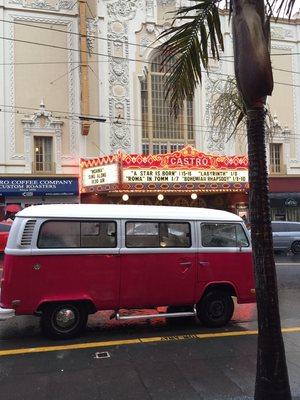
[80,146,249,219]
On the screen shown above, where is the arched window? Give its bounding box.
[141,52,194,155]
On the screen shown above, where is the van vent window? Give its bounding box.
[21,220,37,246]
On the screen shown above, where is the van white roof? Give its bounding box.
[16,204,242,222]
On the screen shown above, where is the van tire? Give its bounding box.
[291,241,300,254]
[197,290,234,328]
[40,302,88,339]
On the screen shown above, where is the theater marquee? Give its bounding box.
[80,146,249,194]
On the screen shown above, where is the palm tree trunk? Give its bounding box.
[247,107,291,400]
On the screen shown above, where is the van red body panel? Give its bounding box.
[119,252,197,308]
[1,254,121,314]
[1,250,255,315]
[196,251,255,303]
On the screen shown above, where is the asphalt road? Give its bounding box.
[0,254,300,399]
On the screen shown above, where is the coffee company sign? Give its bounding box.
[0,178,78,196]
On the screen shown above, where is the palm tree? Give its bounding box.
[158,1,294,399]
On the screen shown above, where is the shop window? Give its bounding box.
[269,143,283,173]
[141,52,195,154]
[34,136,54,173]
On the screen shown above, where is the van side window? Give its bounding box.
[201,223,249,248]
[38,220,117,248]
[81,221,116,248]
[38,221,80,248]
[160,223,191,248]
[125,222,191,248]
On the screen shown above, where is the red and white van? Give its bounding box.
[0,204,255,339]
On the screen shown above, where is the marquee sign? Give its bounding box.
[122,169,248,184]
[80,146,249,193]
[82,164,119,187]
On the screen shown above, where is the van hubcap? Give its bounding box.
[55,308,76,329]
[209,301,224,319]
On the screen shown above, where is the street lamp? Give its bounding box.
[79,115,106,136]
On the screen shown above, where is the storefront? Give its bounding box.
[80,146,249,218]
[0,177,79,218]
[269,177,300,221]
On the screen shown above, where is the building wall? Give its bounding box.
[0,0,88,177]
[0,1,300,177]
[96,1,300,177]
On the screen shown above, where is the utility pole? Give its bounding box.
[79,0,90,136]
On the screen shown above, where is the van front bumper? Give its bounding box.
[0,306,15,321]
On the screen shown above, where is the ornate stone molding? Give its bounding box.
[268,114,291,143]
[8,0,76,11]
[87,18,99,54]
[271,26,293,40]
[107,0,142,21]
[146,0,154,18]
[21,102,64,173]
[157,0,175,5]
[107,19,131,152]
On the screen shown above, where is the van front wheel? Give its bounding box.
[40,302,88,339]
[197,291,234,328]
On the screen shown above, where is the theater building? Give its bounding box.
[80,146,249,219]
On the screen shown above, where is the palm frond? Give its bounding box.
[158,0,223,114]
[266,0,296,18]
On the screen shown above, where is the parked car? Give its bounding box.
[0,221,11,253]
[272,221,300,254]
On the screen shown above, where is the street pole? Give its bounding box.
[79,0,91,136]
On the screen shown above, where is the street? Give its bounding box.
[0,254,300,400]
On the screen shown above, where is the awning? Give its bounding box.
[6,204,22,213]
[269,193,300,207]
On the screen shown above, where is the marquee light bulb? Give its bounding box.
[122,194,129,201]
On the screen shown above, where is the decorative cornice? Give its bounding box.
[8,0,76,11]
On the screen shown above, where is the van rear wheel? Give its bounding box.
[197,291,234,328]
[291,241,300,254]
[40,302,88,339]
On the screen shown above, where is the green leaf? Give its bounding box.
[158,0,223,114]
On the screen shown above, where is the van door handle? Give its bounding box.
[180,261,192,267]
[198,261,209,267]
